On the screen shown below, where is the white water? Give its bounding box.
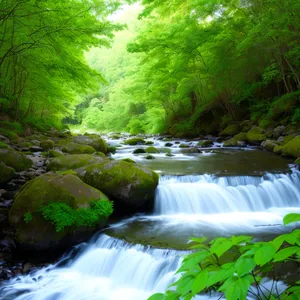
[1,171,300,300]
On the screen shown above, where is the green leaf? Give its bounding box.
[283,213,300,225]
[235,257,256,276]
[176,275,194,296]
[273,246,299,262]
[148,293,165,300]
[231,236,252,246]
[192,270,208,295]
[210,238,233,258]
[254,244,276,266]
[221,275,254,300]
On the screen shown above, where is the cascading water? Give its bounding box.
[155,171,300,215]
[1,169,300,300]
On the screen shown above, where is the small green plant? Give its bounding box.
[41,200,113,232]
[24,212,33,223]
[0,141,8,148]
[149,213,300,300]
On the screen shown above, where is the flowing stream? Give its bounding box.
[1,137,299,300]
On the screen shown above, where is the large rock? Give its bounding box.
[124,138,146,145]
[74,135,107,153]
[0,162,15,186]
[47,154,106,171]
[9,173,111,251]
[219,125,240,137]
[62,142,96,154]
[264,140,277,152]
[282,136,300,158]
[76,160,159,211]
[233,132,247,142]
[198,140,213,147]
[246,127,266,144]
[145,146,160,153]
[0,148,32,171]
[40,139,55,150]
[223,138,238,147]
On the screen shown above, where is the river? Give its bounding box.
[1,136,299,300]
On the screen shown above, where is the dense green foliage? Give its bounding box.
[25,200,114,232]
[79,0,300,135]
[149,213,300,300]
[0,0,122,129]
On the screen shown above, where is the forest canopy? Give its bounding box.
[1,0,299,134]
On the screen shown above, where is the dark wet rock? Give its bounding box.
[133,148,146,154]
[165,143,173,147]
[263,140,277,152]
[273,126,285,138]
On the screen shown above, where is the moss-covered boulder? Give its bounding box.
[264,140,277,152]
[9,173,111,251]
[122,158,136,164]
[47,154,106,171]
[133,148,146,154]
[62,142,96,155]
[0,148,32,171]
[76,160,159,211]
[165,143,173,147]
[233,132,247,142]
[282,136,300,158]
[40,139,55,150]
[246,127,266,144]
[145,146,160,153]
[145,154,155,159]
[0,162,15,186]
[219,125,240,137]
[179,144,189,148]
[145,141,154,145]
[74,135,107,154]
[198,140,213,147]
[48,149,64,158]
[273,145,283,155]
[180,147,200,153]
[223,138,238,147]
[124,138,146,145]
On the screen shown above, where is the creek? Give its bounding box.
[1,137,299,300]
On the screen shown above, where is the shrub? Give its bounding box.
[149,213,300,300]
[39,200,113,232]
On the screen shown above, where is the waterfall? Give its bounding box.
[155,171,300,215]
[0,235,185,300]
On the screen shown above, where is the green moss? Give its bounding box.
[48,149,64,158]
[145,141,154,145]
[145,154,155,159]
[233,132,247,142]
[124,138,145,145]
[219,124,240,136]
[223,138,238,147]
[47,154,106,171]
[246,127,266,144]
[145,146,160,153]
[122,158,136,163]
[282,136,300,158]
[295,158,300,165]
[40,139,55,150]
[0,141,9,148]
[273,145,283,155]
[41,200,113,232]
[197,140,213,147]
[62,142,96,154]
[283,135,294,144]
[0,162,16,185]
[74,135,107,153]
[24,212,33,223]
[107,146,117,154]
[0,148,32,171]
[179,144,189,148]
[56,170,78,176]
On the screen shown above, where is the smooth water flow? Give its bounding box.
[1,168,299,299]
[155,172,300,215]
